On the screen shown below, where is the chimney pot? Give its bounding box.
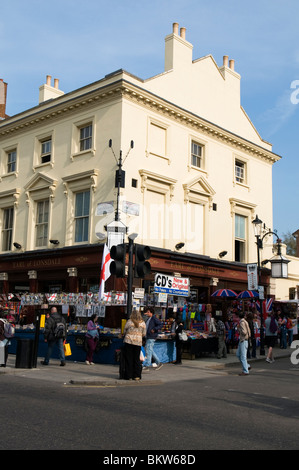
[173,22,179,35]
[223,55,229,67]
[46,75,52,86]
[180,27,186,39]
[54,78,59,89]
[229,59,235,71]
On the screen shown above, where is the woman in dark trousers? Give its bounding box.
[174,318,184,364]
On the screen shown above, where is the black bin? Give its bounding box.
[15,339,34,369]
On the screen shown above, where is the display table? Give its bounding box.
[182,336,218,359]
[8,329,218,364]
[8,329,176,365]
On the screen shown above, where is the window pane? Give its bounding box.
[7,150,16,173]
[235,161,245,183]
[75,191,90,242]
[83,191,90,216]
[80,125,92,151]
[2,207,13,251]
[235,214,245,239]
[191,141,202,168]
[75,192,83,217]
[36,200,49,246]
[41,139,52,163]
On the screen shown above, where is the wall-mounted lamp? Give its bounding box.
[13,242,22,249]
[50,239,60,245]
[218,251,228,258]
[175,242,185,250]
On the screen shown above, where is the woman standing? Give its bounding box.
[123,310,146,380]
[85,314,102,365]
[265,312,278,363]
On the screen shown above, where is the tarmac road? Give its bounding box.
[1,348,297,452]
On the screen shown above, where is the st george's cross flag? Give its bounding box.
[99,244,112,301]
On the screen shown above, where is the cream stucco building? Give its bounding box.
[0,23,283,300]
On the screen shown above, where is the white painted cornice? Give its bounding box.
[0,76,281,165]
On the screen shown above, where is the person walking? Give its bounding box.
[142,307,163,371]
[0,313,15,367]
[122,309,146,380]
[278,314,287,349]
[85,314,102,365]
[41,307,67,366]
[287,317,293,346]
[246,313,256,359]
[236,312,251,375]
[265,312,278,363]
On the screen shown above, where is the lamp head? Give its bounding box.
[175,242,185,250]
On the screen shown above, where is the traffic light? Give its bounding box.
[110,244,126,278]
[134,244,151,278]
[115,169,125,188]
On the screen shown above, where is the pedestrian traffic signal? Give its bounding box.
[134,244,151,278]
[110,244,126,278]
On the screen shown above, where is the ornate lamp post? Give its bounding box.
[252,215,290,355]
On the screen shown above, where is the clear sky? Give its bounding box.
[1,0,298,238]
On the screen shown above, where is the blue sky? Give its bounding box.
[1,0,298,238]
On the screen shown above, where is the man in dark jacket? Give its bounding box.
[143,307,163,371]
[41,307,67,366]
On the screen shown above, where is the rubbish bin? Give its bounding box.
[15,338,34,369]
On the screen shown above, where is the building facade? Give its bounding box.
[0,23,280,311]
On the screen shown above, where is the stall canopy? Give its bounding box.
[237,290,259,299]
[211,289,237,298]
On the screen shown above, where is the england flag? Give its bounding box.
[99,244,112,301]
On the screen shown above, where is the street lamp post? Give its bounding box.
[252,215,290,356]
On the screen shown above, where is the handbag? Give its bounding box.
[63,341,72,356]
[178,330,188,341]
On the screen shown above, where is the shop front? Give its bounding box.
[0,244,271,365]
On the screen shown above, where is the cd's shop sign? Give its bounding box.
[154,273,190,297]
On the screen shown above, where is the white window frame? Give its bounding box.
[234,156,249,188]
[40,138,52,164]
[34,131,54,170]
[2,207,14,251]
[35,199,49,248]
[7,149,17,174]
[62,169,98,245]
[234,214,247,263]
[191,141,203,169]
[74,190,90,243]
[0,145,19,178]
[71,117,95,160]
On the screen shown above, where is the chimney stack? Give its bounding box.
[165,22,193,72]
[0,79,8,120]
[39,75,64,104]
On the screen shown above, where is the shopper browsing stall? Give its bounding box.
[85,314,102,365]
[143,307,163,371]
[123,309,146,380]
[236,312,251,375]
[215,313,227,359]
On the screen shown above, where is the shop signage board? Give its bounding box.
[154,273,190,297]
[134,288,145,299]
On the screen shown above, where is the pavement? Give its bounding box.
[0,347,292,387]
